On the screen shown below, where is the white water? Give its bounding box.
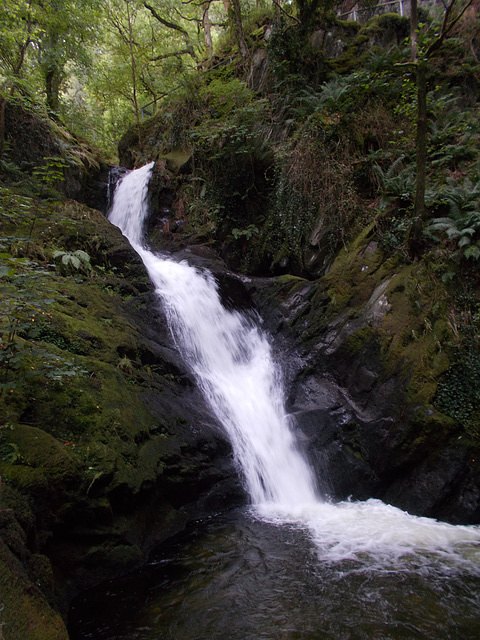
[109,163,480,571]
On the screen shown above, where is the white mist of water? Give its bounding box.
[109,163,480,569]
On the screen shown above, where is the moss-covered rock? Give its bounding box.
[0,535,69,640]
[0,188,240,635]
[249,217,480,523]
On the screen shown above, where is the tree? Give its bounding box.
[0,0,39,88]
[36,0,96,115]
[144,1,198,61]
[230,0,248,59]
[0,0,99,121]
[0,0,42,156]
[202,1,214,58]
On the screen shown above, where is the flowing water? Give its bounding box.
[69,163,480,639]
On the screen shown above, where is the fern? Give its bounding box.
[373,156,414,209]
[427,178,480,259]
[292,77,351,117]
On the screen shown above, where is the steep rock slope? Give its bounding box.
[0,189,240,638]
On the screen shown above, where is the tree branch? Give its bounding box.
[426,0,474,57]
[150,48,195,61]
[144,2,197,60]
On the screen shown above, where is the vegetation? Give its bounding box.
[1,0,480,636]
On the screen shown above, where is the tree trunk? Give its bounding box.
[203,3,213,58]
[0,96,6,159]
[410,0,418,61]
[407,0,425,255]
[45,66,61,114]
[230,0,248,60]
[273,0,281,23]
[414,61,427,222]
[126,0,142,148]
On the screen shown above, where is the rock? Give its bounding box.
[250,232,480,524]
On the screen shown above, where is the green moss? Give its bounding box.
[0,425,80,488]
[0,539,69,640]
[159,149,192,172]
[84,543,143,571]
[321,224,387,315]
[345,326,376,355]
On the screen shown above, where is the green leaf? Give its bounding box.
[464,245,480,260]
[74,250,90,263]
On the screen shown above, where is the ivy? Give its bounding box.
[0,253,87,399]
[0,425,19,463]
[435,345,480,440]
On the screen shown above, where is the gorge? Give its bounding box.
[68,162,480,639]
[1,4,480,638]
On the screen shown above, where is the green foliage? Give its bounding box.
[427,178,480,260]
[378,215,410,253]
[292,75,352,118]
[32,156,67,197]
[0,265,88,397]
[428,96,479,171]
[373,156,414,210]
[199,77,254,117]
[0,188,36,228]
[231,224,259,241]
[435,344,480,440]
[53,249,93,276]
[257,118,360,272]
[0,425,19,462]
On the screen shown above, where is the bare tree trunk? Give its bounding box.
[411,0,426,221]
[230,0,248,59]
[410,0,418,61]
[203,2,213,57]
[407,0,425,254]
[144,2,197,61]
[273,0,281,23]
[414,62,427,221]
[45,65,62,114]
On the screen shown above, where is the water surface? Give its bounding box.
[69,508,480,640]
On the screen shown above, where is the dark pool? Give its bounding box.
[68,507,480,640]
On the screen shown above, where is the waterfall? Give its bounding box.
[109,161,317,507]
[109,163,480,569]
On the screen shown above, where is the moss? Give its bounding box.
[0,425,80,493]
[158,149,192,172]
[320,224,393,318]
[0,538,69,640]
[84,543,143,571]
[345,326,376,355]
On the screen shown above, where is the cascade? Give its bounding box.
[109,163,480,568]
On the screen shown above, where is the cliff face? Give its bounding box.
[248,232,480,525]
[111,9,479,523]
